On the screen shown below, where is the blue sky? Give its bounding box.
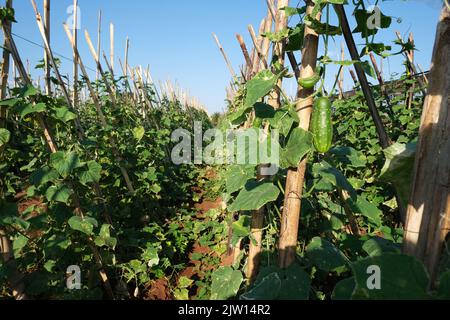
[3,0,443,113]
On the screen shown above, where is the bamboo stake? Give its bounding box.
[0,0,28,301]
[335,4,391,149]
[212,32,237,82]
[0,0,13,128]
[72,0,79,117]
[270,0,290,106]
[64,24,135,196]
[252,19,269,74]
[349,69,357,85]
[369,52,392,108]
[278,1,321,268]
[2,18,114,299]
[96,10,101,81]
[109,23,114,73]
[44,0,51,95]
[417,63,429,84]
[248,24,268,69]
[236,34,253,80]
[395,31,427,96]
[403,5,450,288]
[102,51,116,93]
[85,29,117,106]
[30,0,85,139]
[287,52,300,80]
[339,42,345,99]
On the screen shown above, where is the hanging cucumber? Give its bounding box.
[311,97,333,153]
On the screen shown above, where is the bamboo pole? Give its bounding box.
[109,23,114,73]
[278,1,321,268]
[269,0,290,106]
[369,52,392,108]
[287,52,300,80]
[403,5,450,288]
[0,0,28,301]
[30,0,85,139]
[236,34,252,80]
[247,24,268,69]
[72,0,79,116]
[349,69,357,85]
[339,42,345,99]
[85,29,117,105]
[335,4,391,149]
[417,64,429,84]
[64,24,135,198]
[212,32,237,81]
[44,0,51,95]
[2,17,114,299]
[96,10,101,81]
[0,0,13,128]
[395,31,427,97]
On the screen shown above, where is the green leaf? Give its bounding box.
[228,181,280,212]
[348,196,382,226]
[231,215,251,246]
[329,146,366,168]
[13,234,28,254]
[241,272,282,300]
[268,109,295,136]
[14,102,46,119]
[362,238,401,257]
[52,106,77,123]
[280,128,313,168]
[312,161,357,199]
[360,61,376,79]
[0,128,11,147]
[306,237,348,272]
[45,184,72,204]
[78,161,102,185]
[68,216,98,236]
[0,98,19,107]
[133,126,145,141]
[380,141,416,207]
[351,253,429,299]
[210,266,243,300]
[353,9,392,38]
[94,224,117,249]
[225,165,256,195]
[241,264,310,300]
[29,166,60,187]
[49,151,82,178]
[437,271,450,299]
[332,277,355,300]
[245,70,278,108]
[178,276,194,289]
[142,246,159,267]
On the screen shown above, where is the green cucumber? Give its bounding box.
[311,97,333,153]
[298,73,321,89]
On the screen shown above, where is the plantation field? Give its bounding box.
[0,0,449,301]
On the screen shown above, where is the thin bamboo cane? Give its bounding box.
[44,0,51,95]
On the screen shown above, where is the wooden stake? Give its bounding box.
[335,4,391,149]
[31,0,85,139]
[417,63,429,84]
[72,0,79,117]
[43,0,51,95]
[236,34,253,80]
[85,29,117,105]
[96,10,102,81]
[2,17,114,299]
[403,5,450,288]
[65,24,135,196]
[247,24,268,69]
[278,1,321,268]
[339,42,345,99]
[369,52,391,107]
[212,32,237,83]
[349,69,357,85]
[0,0,13,128]
[109,23,114,73]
